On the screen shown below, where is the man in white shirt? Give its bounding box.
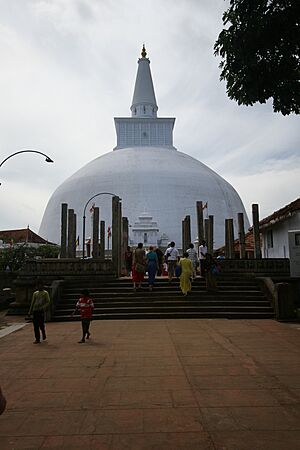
[186,243,198,279]
[164,241,179,282]
[198,240,207,277]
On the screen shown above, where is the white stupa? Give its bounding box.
[39,45,249,248]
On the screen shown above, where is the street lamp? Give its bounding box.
[82,192,121,259]
[0,149,54,185]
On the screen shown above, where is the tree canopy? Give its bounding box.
[214,1,300,115]
[0,244,60,271]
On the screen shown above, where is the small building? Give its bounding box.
[260,198,300,258]
[131,212,159,247]
[0,227,54,249]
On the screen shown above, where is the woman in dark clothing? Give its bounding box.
[204,253,218,292]
[146,246,159,291]
[155,247,164,276]
[132,243,146,290]
[125,246,133,276]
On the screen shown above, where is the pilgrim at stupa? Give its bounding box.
[39,46,249,248]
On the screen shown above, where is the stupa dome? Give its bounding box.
[39,47,249,248]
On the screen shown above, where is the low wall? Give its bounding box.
[217,258,290,275]
[7,258,115,315]
[19,258,114,276]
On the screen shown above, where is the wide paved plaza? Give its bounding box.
[1,317,300,449]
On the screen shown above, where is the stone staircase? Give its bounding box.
[53,274,274,321]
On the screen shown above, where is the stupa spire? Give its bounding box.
[141,44,147,58]
[130,45,158,118]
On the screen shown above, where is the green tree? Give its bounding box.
[214,1,300,115]
[0,245,60,271]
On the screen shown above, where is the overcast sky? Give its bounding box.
[0,0,299,233]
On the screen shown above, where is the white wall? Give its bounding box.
[262,212,300,258]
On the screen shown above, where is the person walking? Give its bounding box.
[204,253,218,292]
[28,281,50,344]
[179,252,194,296]
[132,243,146,290]
[146,246,159,291]
[198,240,208,277]
[72,289,94,343]
[154,247,164,276]
[186,243,198,280]
[125,246,133,277]
[164,241,179,283]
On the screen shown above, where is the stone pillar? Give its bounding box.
[122,217,129,276]
[225,218,235,259]
[60,203,68,258]
[204,218,209,245]
[185,215,191,250]
[112,196,121,276]
[67,209,76,258]
[118,201,122,277]
[225,219,229,258]
[92,207,100,258]
[238,212,246,259]
[99,220,105,259]
[252,203,261,259]
[73,213,77,257]
[208,215,214,254]
[182,220,185,253]
[196,201,204,247]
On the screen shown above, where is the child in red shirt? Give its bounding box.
[72,289,94,343]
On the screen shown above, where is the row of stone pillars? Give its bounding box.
[60,197,129,276]
[182,201,262,259]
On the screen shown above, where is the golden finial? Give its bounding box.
[141,44,147,58]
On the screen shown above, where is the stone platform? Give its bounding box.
[1,318,300,449]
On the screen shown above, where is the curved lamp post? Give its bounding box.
[0,149,54,185]
[82,192,121,259]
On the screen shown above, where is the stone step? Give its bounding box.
[60,290,264,300]
[56,297,270,307]
[61,291,263,301]
[53,311,275,321]
[52,273,274,321]
[62,285,260,294]
[65,279,259,287]
[57,305,271,314]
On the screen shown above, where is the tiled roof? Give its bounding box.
[216,231,255,253]
[259,198,300,229]
[0,228,50,244]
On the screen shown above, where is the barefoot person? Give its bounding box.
[205,253,219,292]
[198,240,207,277]
[28,281,50,344]
[132,243,146,290]
[186,243,198,280]
[164,241,179,282]
[146,246,159,291]
[179,252,194,296]
[72,289,94,343]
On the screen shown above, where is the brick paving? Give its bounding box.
[1,318,300,449]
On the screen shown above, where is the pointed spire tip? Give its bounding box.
[141,44,147,58]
